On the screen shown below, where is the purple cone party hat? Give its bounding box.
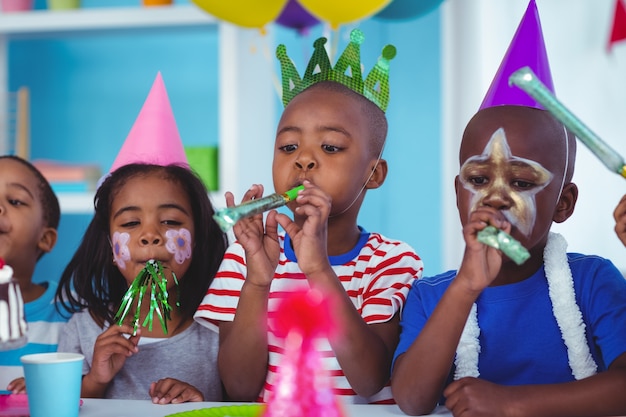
[480,0,554,110]
[109,72,189,173]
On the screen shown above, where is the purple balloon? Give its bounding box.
[276,0,320,35]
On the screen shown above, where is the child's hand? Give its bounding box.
[614,195,626,247]
[457,207,510,293]
[444,377,519,417]
[6,377,26,394]
[87,324,140,386]
[276,181,332,278]
[227,184,281,286]
[149,378,204,404]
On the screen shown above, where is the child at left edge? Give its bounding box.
[55,73,228,403]
[194,29,424,404]
[613,195,626,247]
[0,155,63,394]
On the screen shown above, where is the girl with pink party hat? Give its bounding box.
[392,1,626,416]
[56,73,227,404]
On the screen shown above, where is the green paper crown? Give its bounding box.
[276,29,396,112]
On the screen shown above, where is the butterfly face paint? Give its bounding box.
[165,228,192,265]
[112,231,131,270]
[459,128,553,237]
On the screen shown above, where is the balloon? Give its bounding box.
[374,0,445,21]
[298,0,392,29]
[191,0,287,29]
[275,0,320,35]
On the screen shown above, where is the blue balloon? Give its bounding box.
[374,0,445,21]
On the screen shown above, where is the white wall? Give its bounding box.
[442,0,626,273]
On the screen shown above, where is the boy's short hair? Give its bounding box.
[0,155,60,230]
[304,81,388,158]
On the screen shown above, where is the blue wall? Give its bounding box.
[8,1,442,283]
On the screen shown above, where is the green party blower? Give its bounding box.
[509,66,626,179]
[213,185,304,232]
[477,226,530,265]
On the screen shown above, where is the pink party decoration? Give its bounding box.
[109,72,189,173]
[479,0,554,110]
[264,289,343,417]
[0,0,33,12]
[608,0,626,51]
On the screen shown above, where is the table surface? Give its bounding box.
[3,398,626,417]
[75,399,454,417]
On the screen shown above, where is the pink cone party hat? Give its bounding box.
[264,289,344,417]
[109,72,188,173]
[479,0,554,110]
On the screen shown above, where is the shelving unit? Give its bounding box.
[0,5,216,35]
[0,5,276,213]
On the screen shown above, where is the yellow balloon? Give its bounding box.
[192,0,288,29]
[297,0,392,29]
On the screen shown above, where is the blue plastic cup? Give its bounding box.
[21,352,84,417]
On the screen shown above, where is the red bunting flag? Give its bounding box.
[609,0,626,51]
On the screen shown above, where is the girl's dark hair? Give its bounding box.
[0,155,60,230]
[56,163,228,326]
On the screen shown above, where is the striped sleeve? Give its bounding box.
[357,235,423,324]
[194,242,247,332]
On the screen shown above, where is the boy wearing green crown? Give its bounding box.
[194,30,423,404]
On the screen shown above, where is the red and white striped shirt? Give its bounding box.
[194,230,423,403]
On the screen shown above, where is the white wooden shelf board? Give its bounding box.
[0,5,216,38]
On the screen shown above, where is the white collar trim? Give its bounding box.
[454,232,597,380]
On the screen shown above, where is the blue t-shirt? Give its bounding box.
[0,281,69,388]
[395,253,626,386]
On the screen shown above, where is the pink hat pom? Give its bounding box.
[109,72,189,173]
[479,0,554,110]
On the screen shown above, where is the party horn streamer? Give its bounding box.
[114,260,176,335]
[213,185,304,232]
[509,66,626,179]
[477,226,530,265]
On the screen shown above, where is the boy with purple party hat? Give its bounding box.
[392,1,626,416]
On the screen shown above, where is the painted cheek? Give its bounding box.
[112,231,131,270]
[165,228,193,265]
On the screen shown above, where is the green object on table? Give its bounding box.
[212,185,305,232]
[476,226,530,265]
[114,260,177,335]
[165,404,265,417]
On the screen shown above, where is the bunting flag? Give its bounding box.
[608,0,626,51]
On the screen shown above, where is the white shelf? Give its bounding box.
[58,191,225,213]
[1,5,275,215]
[0,5,217,38]
[58,192,94,214]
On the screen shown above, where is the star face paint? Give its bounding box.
[112,231,131,270]
[459,128,553,237]
[165,228,192,265]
